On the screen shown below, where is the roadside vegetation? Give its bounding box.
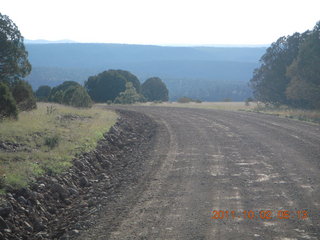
[136,101,258,111]
[250,21,320,110]
[177,96,202,103]
[0,103,117,192]
[1,12,170,193]
[250,104,320,123]
[248,21,320,124]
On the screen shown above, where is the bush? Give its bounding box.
[85,70,127,102]
[49,81,80,100]
[177,96,202,103]
[68,86,93,108]
[245,97,254,106]
[114,82,144,104]
[49,81,92,108]
[44,135,59,149]
[0,82,18,119]
[177,97,193,103]
[11,80,37,111]
[35,85,51,101]
[141,77,169,102]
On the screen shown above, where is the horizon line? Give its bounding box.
[24,39,270,47]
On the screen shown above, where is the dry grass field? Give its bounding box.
[135,101,320,123]
[135,101,258,111]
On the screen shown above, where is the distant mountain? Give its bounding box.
[25,43,266,101]
[25,39,77,44]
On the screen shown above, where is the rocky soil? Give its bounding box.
[0,110,158,240]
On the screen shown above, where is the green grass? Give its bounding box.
[0,103,117,191]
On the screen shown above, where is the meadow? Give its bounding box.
[0,103,117,192]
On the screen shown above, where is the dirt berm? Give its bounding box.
[0,109,163,240]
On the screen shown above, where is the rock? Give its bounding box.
[59,233,70,240]
[68,187,79,196]
[3,228,11,233]
[74,160,86,171]
[70,229,80,235]
[17,196,28,205]
[47,207,56,214]
[35,231,50,238]
[51,183,69,200]
[79,176,90,187]
[0,216,8,230]
[38,183,46,190]
[24,221,33,232]
[16,187,33,199]
[0,204,12,218]
[33,218,46,232]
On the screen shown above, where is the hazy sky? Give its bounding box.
[1,0,320,45]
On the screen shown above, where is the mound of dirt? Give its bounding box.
[0,110,158,240]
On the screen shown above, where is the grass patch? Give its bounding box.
[249,104,320,124]
[0,103,117,191]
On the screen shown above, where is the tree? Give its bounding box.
[250,33,304,105]
[111,69,141,93]
[63,85,92,108]
[49,81,80,103]
[0,13,31,84]
[114,82,145,104]
[35,85,51,101]
[141,77,169,101]
[286,22,320,109]
[85,70,127,102]
[11,80,37,111]
[49,81,92,107]
[0,82,18,119]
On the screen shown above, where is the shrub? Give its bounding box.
[245,97,254,106]
[114,82,144,104]
[35,85,51,101]
[0,82,18,119]
[85,70,127,102]
[49,81,92,108]
[44,135,59,149]
[141,77,169,102]
[177,97,192,103]
[177,97,202,103]
[11,80,37,111]
[69,86,93,108]
[46,105,56,115]
[49,81,80,101]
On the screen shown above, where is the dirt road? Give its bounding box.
[78,107,320,240]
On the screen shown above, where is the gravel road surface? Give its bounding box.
[78,107,320,240]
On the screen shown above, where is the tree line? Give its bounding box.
[36,71,168,105]
[250,21,320,109]
[0,13,168,120]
